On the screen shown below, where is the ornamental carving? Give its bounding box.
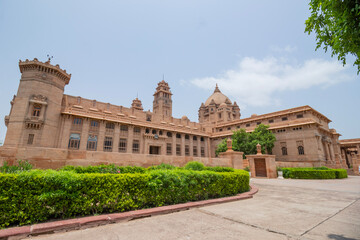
[32,94,47,102]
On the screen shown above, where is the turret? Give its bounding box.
[4,58,71,147]
[153,80,172,117]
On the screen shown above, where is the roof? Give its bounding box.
[204,84,232,106]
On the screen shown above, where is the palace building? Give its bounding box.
[1,58,359,172]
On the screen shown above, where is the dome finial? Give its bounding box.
[214,83,220,93]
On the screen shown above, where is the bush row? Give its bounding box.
[282,167,348,179]
[59,162,235,174]
[0,168,249,228]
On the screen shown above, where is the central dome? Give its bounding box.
[204,84,231,106]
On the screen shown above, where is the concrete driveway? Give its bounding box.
[28,176,360,240]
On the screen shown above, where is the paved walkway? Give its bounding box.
[28,176,360,240]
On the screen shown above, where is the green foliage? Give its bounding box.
[333,169,348,179]
[60,164,145,174]
[216,124,276,157]
[282,167,348,179]
[184,161,205,171]
[215,139,228,157]
[204,166,234,172]
[0,168,249,228]
[147,163,176,171]
[0,160,33,173]
[243,166,250,172]
[305,0,360,74]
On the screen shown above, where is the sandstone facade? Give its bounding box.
[1,58,357,170]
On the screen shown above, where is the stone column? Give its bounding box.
[79,119,89,150]
[190,135,194,156]
[205,138,210,158]
[197,137,201,157]
[172,133,176,156]
[328,143,333,162]
[97,121,106,151]
[60,117,72,149]
[127,125,134,153]
[181,134,185,156]
[113,123,120,153]
[140,127,145,154]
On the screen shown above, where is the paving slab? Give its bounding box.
[25,176,360,240]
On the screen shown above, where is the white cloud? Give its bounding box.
[190,57,350,107]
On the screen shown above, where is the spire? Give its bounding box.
[214,83,221,93]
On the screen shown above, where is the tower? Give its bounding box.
[153,80,172,117]
[4,58,71,147]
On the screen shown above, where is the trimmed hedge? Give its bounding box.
[282,167,348,179]
[0,168,249,228]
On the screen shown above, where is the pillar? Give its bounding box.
[97,121,106,151]
[127,125,134,153]
[113,123,120,153]
[79,118,89,150]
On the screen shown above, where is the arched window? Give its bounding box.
[298,146,305,155]
[167,132,172,138]
[281,147,287,156]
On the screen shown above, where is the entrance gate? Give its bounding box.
[254,158,267,177]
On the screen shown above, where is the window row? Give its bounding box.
[71,118,205,141]
[68,134,140,153]
[281,146,305,156]
[216,114,305,131]
[68,134,205,157]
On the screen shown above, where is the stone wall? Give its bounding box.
[0,146,233,170]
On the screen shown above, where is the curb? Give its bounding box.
[0,185,258,240]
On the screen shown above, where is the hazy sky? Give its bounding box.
[0,0,359,143]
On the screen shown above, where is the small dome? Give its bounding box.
[204,84,232,106]
[251,114,258,117]
[220,102,227,107]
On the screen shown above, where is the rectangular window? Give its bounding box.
[201,147,205,157]
[185,145,190,156]
[132,140,140,153]
[257,122,261,125]
[176,144,181,156]
[297,114,304,118]
[120,125,128,136]
[89,120,99,132]
[268,119,274,123]
[71,118,82,131]
[193,146,198,156]
[166,143,172,155]
[118,138,127,152]
[282,117,288,121]
[27,134,34,145]
[68,133,80,150]
[103,137,113,152]
[133,127,141,136]
[105,122,115,135]
[86,135,97,151]
[246,123,250,127]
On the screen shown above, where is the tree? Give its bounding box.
[305,0,360,74]
[215,124,276,157]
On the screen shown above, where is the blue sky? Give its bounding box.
[0,0,359,143]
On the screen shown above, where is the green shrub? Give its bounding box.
[59,164,145,174]
[184,161,205,171]
[204,166,234,172]
[282,167,347,179]
[0,168,249,228]
[0,160,32,173]
[147,163,176,171]
[333,169,348,179]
